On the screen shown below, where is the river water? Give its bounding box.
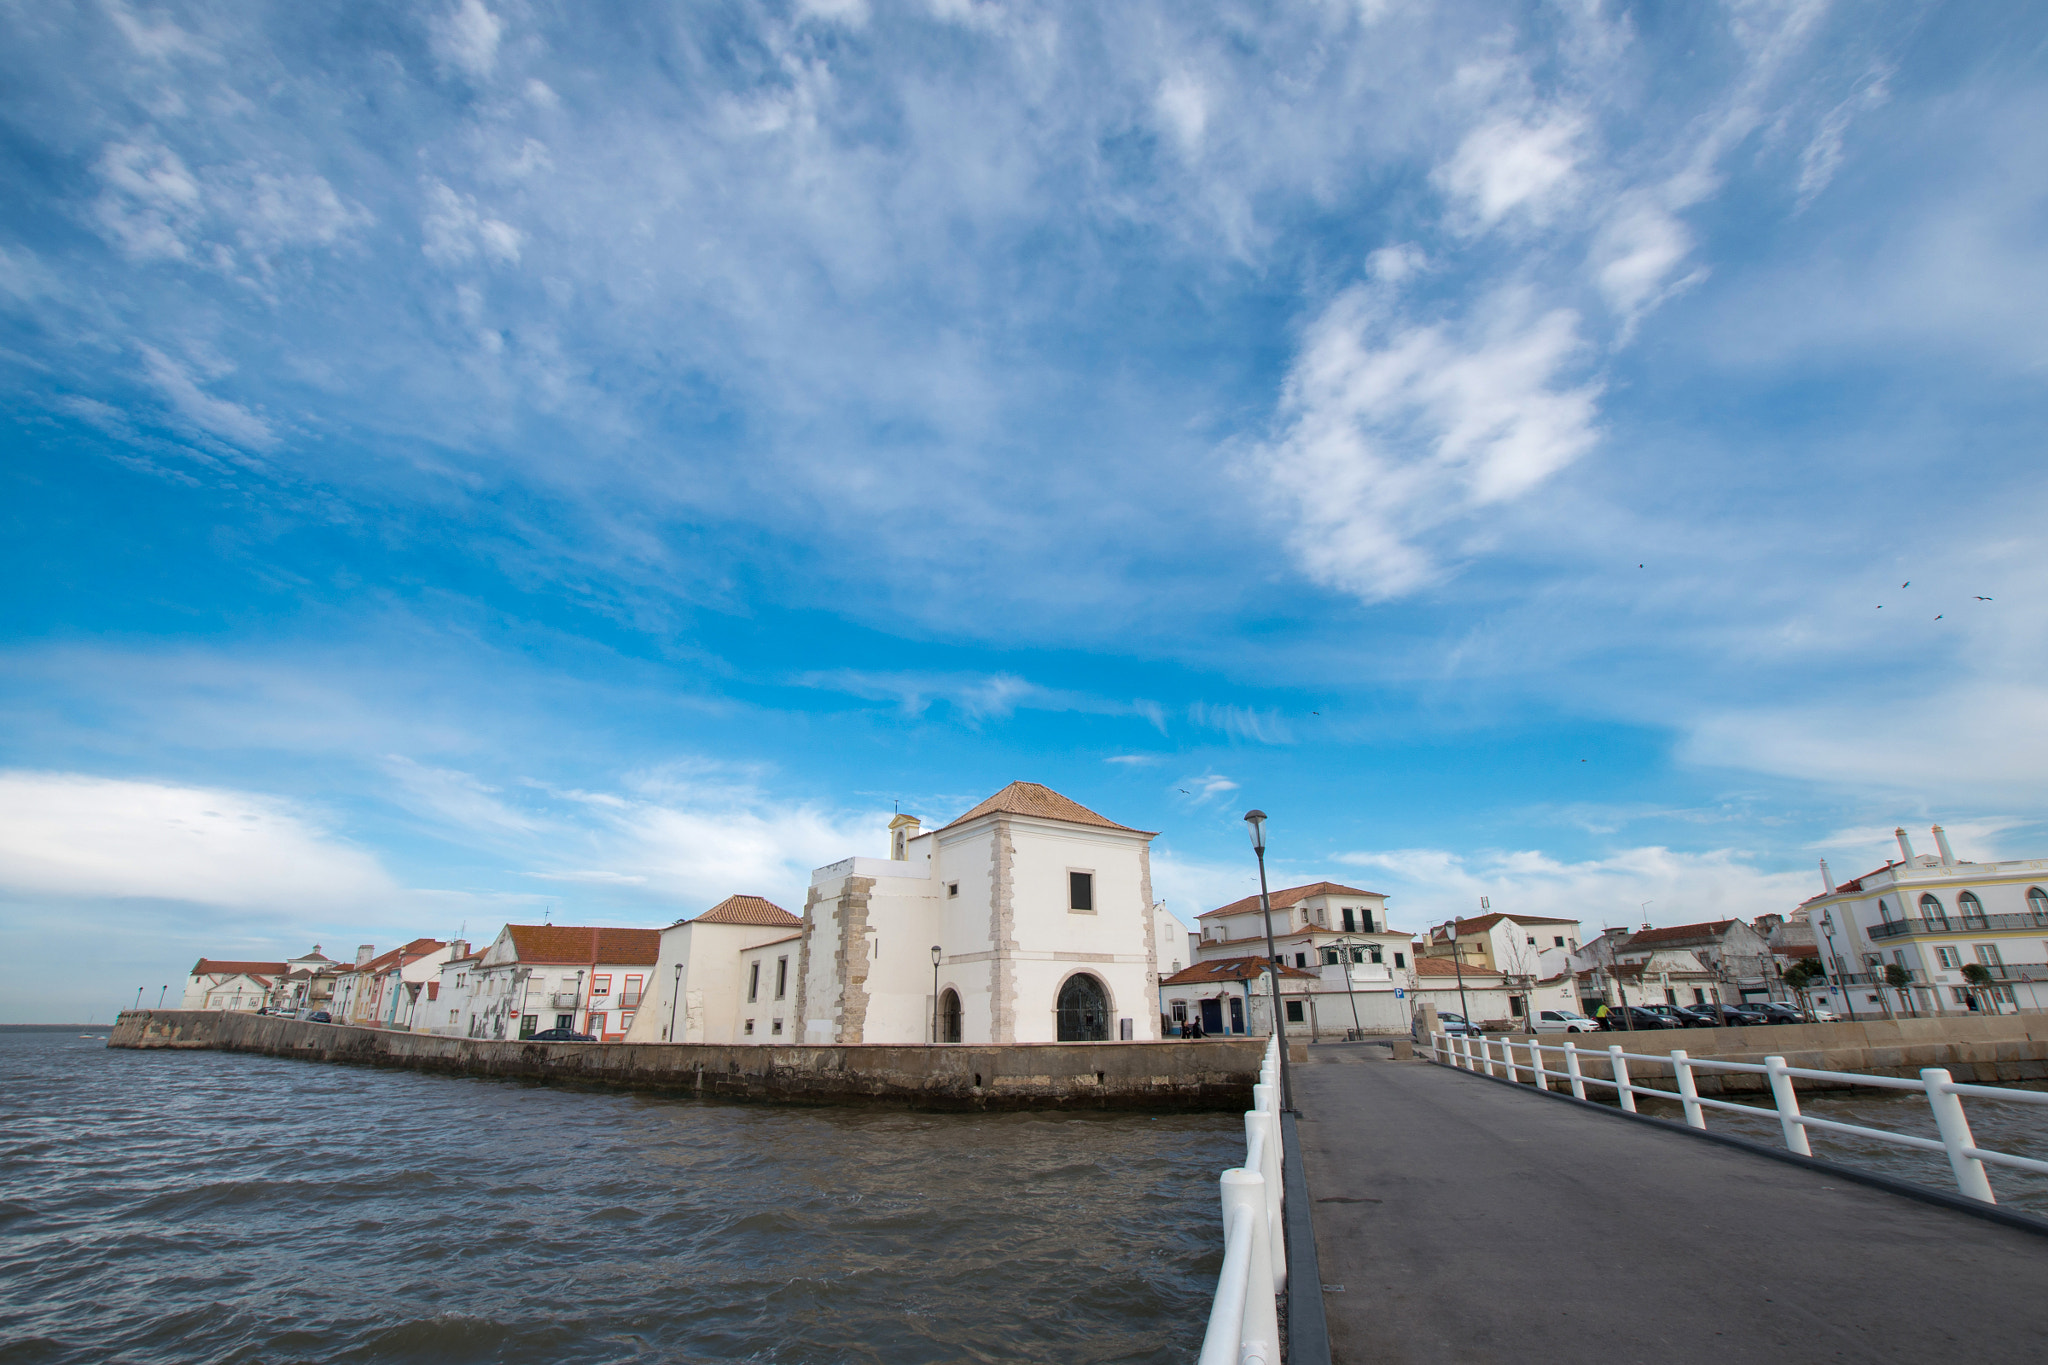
[0,1030,1236,1364]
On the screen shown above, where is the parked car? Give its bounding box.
[1750,1002,1805,1024]
[1806,1006,1839,1022]
[528,1027,597,1042]
[1597,1005,1679,1030]
[1423,1011,1482,1038]
[1641,1004,1690,1027]
[1533,1008,1599,1033]
[305,1010,332,1023]
[1671,1004,1727,1027]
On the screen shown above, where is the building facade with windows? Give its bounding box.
[793,782,1163,1045]
[181,960,286,1011]
[1800,826,2048,1016]
[621,896,806,1044]
[468,924,662,1040]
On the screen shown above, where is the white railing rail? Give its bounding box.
[1426,1031,2048,1206]
[1200,1036,1286,1365]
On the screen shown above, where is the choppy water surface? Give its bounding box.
[1622,1080,2048,1212]
[0,1031,1236,1364]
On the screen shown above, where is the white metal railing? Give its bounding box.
[1199,1036,1287,1365]
[1427,1031,2048,1205]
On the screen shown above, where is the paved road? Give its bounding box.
[1295,1045,2048,1364]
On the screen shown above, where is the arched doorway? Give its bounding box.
[938,988,962,1043]
[1056,974,1110,1041]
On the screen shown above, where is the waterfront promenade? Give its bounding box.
[1297,1044,2048,1364]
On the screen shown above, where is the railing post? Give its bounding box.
[1922,1068,1996,1203]
[1206,1168,1277,1365]
[1764,1055,1811,1156]
[1671,1048,1704,1128]
[1608,1044,1635,1113]
[1527,1038,1546,1091]
[1247,1108,1287,1291]
[1563,1040,1586,1100]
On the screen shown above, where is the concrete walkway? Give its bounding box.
[1296,1044,2048,1364]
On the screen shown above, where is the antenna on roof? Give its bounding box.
[544,904,551,924]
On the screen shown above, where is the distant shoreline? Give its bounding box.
[1,1024,113,1032]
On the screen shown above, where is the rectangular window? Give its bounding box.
[1323,948,1339,965]
[588,1011,607,1035]
[1366,948,1380,964]
[1342,908,1356,933]
[1510,997,1524,1016]
[1069,871,1094,912]
[1527,936,1537,945]
[775,957,789,999]
[1692,989,1705,1004]
[556,1013,573,1030]
[1394,953,1405,968]
[1171,1001,1187,1022]
[1294,952,1307,968]
[1664,989,1677,1005]
[591,974,612,996]
[619,1011,634,1031]
[1975,944,2003,967]
[947,882,959,898]
[748,962,760,1002]
[622,974,643,1006]
[772,1018,783,1035]
[1361,909,1376,933]
[1554,936,1566,947]
[1937,947,1961,969]
[744,1018,754,1034]
[1285,1001,1304,1022]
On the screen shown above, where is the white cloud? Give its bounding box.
[797,0,872,26]
[1434,111,1585,232]
[1156,72,1210,157]
[1175,771,1240,803]
[137,345,276,451]
[1796,71,1891,209]
[0,771,396,911]
[431,0,504,78]
[92,141,203,261]
[421,180,524,265]
[798,669,1164,728]
[1257,283,1600,599]
[1335,842,1816,935]
[1186,703,1294,746]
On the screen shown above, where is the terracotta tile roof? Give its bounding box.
[1434,912,1581,938]
[940,781,1150,834]
[190,959,289,977]
[1160,956,1319,986]
[1199,882,1384,920]
[1620,920,1738,949]
[1412,957,1504,979]
[504,924,661,965]
[689,895,800,927]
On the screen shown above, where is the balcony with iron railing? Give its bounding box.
[547,990,583,1008]
[1865,911,2048,941]
[618,990,644,1008]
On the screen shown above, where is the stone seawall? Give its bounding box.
[1471,1015,2048,1096]
[108,1010,1262,1110]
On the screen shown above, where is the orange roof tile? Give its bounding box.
[1620,920,1740,949]
[1198,882,1383,920]
[689,895,800,927]
[190,959,288,977]
[504,925,662,965]
[1160,956,1319,986]
[940,781,1150,834]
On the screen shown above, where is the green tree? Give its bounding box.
[1782,958,1825,1017]
[1960,961,1994,1013]
[1882,962,1914,1018]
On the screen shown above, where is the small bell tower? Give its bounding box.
[888,811,921,860]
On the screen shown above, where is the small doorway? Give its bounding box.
[1056,974,1110,1041]
[1200,999,1224,1034]
[1229,997,1244,1034]
[938,988,962,1043]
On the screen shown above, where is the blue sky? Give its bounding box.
[3,1,2045,1021]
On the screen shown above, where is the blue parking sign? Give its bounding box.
[1394,988,1405,999]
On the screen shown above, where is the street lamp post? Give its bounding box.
[133,986,143,1013]
[1326,935,1366,1040]
[1819,911,1857,1021]
[1439,920,1472,1027]
[1243,810,1294,1113]
[668,963,683,1042]
[931,945,943,1043]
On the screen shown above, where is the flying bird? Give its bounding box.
[1976,596,1993,601]
[1935,614,1943,620]
[1179,788,1190,794]
[1902,581,1910,587]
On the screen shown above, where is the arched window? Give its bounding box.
[1958,891,1987,927]
[1056,974,1110,1041]
[1919,893,1947,926]
[1877,899,1894,923]
[2029,887,2048,925]
[938,988,962,1043]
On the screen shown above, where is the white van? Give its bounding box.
[1533,1008,1598,1033]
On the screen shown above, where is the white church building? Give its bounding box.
[620,781,1166,1046]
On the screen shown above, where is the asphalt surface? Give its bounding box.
[1295,1044,2048,1365]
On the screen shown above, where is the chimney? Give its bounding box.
[888,812,921,861]
[1894,828,1916,864]
[1819,859,1835,894]
[355,944,374,967]
[1932,825,1955,867]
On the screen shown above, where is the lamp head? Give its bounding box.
[930,944,942,965]
[1243,809,1267,853]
